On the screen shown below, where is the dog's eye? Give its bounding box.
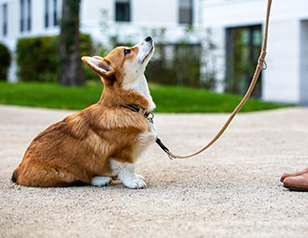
[124,49,131,56]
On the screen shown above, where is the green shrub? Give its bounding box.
[0,43,11,80]
[146,43,201,88]
[16,36,58,82]
[16,34,95,82]
[139,27,203,88]
[79,33,97,80]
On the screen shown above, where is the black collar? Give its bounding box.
[124,104,154,123]
[124,104,142,113]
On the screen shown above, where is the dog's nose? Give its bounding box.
[145,36,152,42]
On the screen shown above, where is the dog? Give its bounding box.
[12,36,157,189]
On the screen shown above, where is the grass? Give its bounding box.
[0,81,104,110]
[0,81,291,113]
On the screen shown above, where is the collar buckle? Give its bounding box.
[144,111,154,124]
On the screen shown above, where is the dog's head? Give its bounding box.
[82,36,154,88]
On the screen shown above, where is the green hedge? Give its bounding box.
[16,34,95,82]
[16,36,58,82]
[0,43,11,80]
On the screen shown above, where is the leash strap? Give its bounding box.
[161,0,273,160]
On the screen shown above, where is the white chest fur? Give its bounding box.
[135,120,157,161]
[125,74,156,111]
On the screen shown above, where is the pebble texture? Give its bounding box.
[1,105,308,238]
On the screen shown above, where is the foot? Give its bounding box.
[121,174,147,189]
[283,171,308,192]
[136,174,145,180]
[280,168,308,182]
[91,176,113,187]
[110,160,146,189]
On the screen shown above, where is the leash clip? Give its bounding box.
[145,111,154,124]
[167,153,174,160]
[258,58,268,70]
[155,137,175,160]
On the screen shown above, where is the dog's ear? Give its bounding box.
[81,56,114,79]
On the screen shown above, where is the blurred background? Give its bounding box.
[0,0,307,106]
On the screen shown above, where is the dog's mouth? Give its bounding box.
[141,46,154,64]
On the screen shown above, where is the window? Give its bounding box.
[45,0,58,28]
[45,0,49,28]
[225,25,262,97]
[53,0,58,26]
[3,4,7,36]
[20,0,24,32]
[115,0,130,22]
[27,0,31,31]
[20,0,31,32]
[179,0,193,24]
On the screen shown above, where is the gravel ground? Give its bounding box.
[1,105,308,238]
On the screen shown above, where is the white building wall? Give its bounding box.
[264,19,300,104]
[201,0,308,104]
[263,0,308,104]
[1,0,202,81]
[80,0,201,46]
[80,0,109,27]
[31,0,43,34]
[202,0,266,28]
[3,0,20,82]
[300,20,308,105]
[80,0,111,46]
[3,0,20,49]
[0,3,2,38]
[133,0,178,27]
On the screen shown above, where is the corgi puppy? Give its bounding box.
[12,36,157,189]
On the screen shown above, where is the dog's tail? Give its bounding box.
[11,168,18,183]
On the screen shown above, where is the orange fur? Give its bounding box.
[12,37,156,188]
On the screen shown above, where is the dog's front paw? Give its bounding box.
[122,176,147,189]
[135,174,145,181]
[109,160,147,189]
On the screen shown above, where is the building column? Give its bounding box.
[300,20,308,106]
[263,19,301,104]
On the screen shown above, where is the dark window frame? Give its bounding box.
[179,0,193,25]
[27,0,31,31]
[53,0,58,26]
[115,0,131,22]
[45,0,49,28]
[225,25,263,97]
[3,4,7,36]
[20,0,24,32]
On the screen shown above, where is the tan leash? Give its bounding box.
[155,0,273,160]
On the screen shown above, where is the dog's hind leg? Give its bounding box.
[91,176,113,187]
[12,161,84,187]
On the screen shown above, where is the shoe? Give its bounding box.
[280,168,308,182]
[283,171,308,192]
